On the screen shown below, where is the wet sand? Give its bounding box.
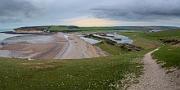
[0,33,106,60]
[0,33,68,59]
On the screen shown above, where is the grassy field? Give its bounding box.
[0,29,179,90]
[153,45,180,68]
[48,26,80,32]
[97,42,128,55]
[47,26,179,33]
[142,30,180,68]
[0,42,145,90]
[48,26,120,33]
[121,30,180,68]
[142,30,180,40]
[120,31,160,50]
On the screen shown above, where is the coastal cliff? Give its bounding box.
[13,25,79,33]
[14,26,49,34]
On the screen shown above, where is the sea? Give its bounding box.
[0,29,20,42]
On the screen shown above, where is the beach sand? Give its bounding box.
[0,33,106,60]
[57,34,107,59]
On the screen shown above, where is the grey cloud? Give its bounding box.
[0,0,38,23]
[92,0,180,21]
[1,0,180,27]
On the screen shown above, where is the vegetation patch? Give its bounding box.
[153,45,180,68]
[0,41,145,90]
[121,30,180,69]
[120,32,160,50]
[160,39,180,45]
[141,30,180,41]
[1,29,179,89]
[97,42,128,55]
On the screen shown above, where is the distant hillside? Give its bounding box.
[13,25,180,33]
[14,26,49,34]
[48,25,80,32]
[112,26,180,30]
[14,25,80,33]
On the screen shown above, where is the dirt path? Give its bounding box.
[128,48,177,90]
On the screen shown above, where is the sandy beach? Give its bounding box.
[57,34,107,59]
[0,33,106,60]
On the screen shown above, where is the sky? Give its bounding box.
[0,0,180,28]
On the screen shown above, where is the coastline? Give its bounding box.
[0,32,107,60]
[0,31,52,35]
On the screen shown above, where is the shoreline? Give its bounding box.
[0,32,107,60]
[0,31,53,35]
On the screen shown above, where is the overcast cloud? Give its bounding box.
[93,0,180,21]
[0,0,180,27]
[0,0,38,23]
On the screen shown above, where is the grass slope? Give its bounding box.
[153,45,180,68]
[121,30,180,68]
[0,42,144,90]
[120,32,160,50]
[143,30,180,68]
[1,29,178,89]
[143,30,180,40]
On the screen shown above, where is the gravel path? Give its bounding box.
[128,48,178,90]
